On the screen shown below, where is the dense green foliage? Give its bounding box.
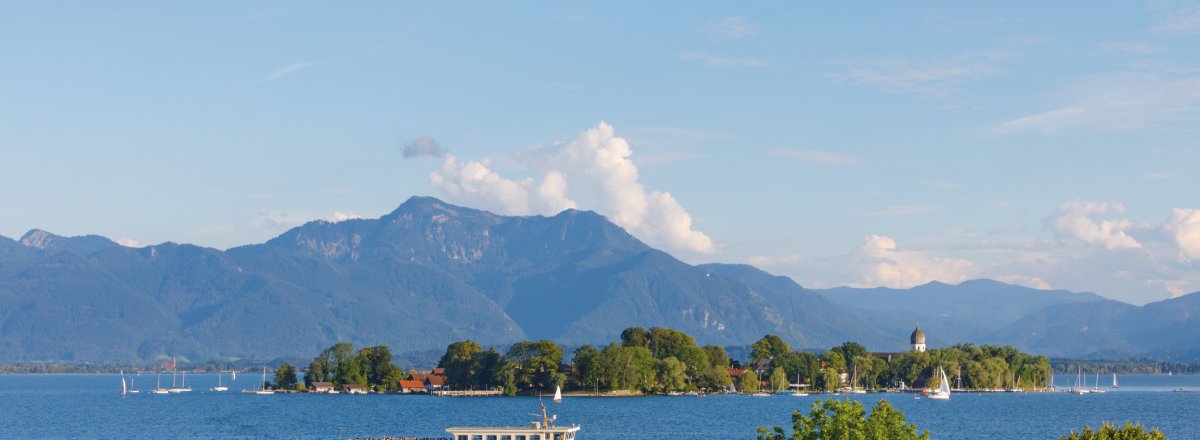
[302,343,403,391]
[757,399,929,440]
[273,364,298,390]
[1060,423,1167,440]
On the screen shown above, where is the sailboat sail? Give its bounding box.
[121,370,127,396]
[938,368,951,395]
[1112,373,1118,389]
[553,385,562,403]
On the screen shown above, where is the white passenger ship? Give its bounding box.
[446,403,580,440]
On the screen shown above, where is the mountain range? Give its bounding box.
[1,196,1197,362]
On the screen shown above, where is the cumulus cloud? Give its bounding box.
[1165,208,1200,262]
[429,123,715,254]
[748,235,972,289]
[117,238,142,248]
[325,211,364,223]
[402,136,445,158]
[853,235,973,288]
[1046,201,1142,250]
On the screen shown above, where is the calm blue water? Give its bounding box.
[1,374,1199,439]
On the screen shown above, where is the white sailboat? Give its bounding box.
[553,385,562,403]
[178,371,192,392]
[1090,372,1105,393]
[791,374,808,397]
[1112,373,1118,389]
[152,373,170,394]
[927,367,950,400]
[1070,366,1089,394]
[128,375,140,394]
[211,372,229,392]
[121,370,127,397]
[244,366,275,394]
[849,365,867,394]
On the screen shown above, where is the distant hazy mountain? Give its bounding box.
[0,197,894,362]
[1,196,1194,363]
[988,291,1200,360]
[817,280,1107,346]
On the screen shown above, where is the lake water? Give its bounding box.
[2,374,1199,439]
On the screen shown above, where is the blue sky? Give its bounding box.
[2,2,1199,304]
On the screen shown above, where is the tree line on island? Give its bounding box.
[266,326,1054,395]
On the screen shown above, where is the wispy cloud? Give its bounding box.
[1099,42,1167,55]
[992,74,1200,134]
[679,51,766,67]
[993,107,1086,134]
[544,82,583,92]
[1150,3,1200,36]
[866,204,939,216]
[829,56,1002,95]
[262,61,319,82]
[768,148,862,166]
[402,136,445,158]
[712,17,756,39]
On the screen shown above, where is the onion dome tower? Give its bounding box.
[911,324,926,353]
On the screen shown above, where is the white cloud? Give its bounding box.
[993,275,1052,290]
[429,156,575,216]
[324,212,364,223]
[256,211,302,231]
[1164,208,1200,262]
[117,238,142,248]
[768,148,862,165]
[854,235,973,288]
[262,61,318,82]
[402,136,445,158]
[1046,201,1142,250]
[678,51,766,67]
[1098,42,1167,55]
[748,235,972,289]
[430,123,715,255]
[828,51,1008,95]
[993,107,1086,133]
[993,74,1200,133]
[713,17,756,39]
[866,205,938,217]
[1150,3,1200,36]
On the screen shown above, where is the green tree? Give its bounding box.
[496,360,518,396]
[620,327,650,348]
[1059,423,1167,440]
[819,368,841,392]
[304,359,326,388]
[505,340,564,393]
[738,370,760,394]
[751,335,791,363]
[473,348,504,389]
[438,340,484,389]
[770,366,789,392]
[756,398,929,440]
[274,364,298,390]
[572,345,602,391]
[658,357,688,392]
[358,345,400,391]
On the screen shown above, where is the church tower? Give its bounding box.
[911,324,926,353]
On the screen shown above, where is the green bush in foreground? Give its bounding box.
[757,399,929,440]
[1060,422,1167,440]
